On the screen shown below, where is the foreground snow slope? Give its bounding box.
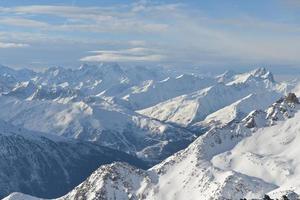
[3,193,41,200]
[144,94,300,200]
[212,103,300,196]
[8,94,300,200]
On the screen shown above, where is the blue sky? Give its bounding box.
[0,0,300,72]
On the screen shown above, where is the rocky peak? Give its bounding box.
[216,70,236,83]
[251,67,275,82]
[285,93,299,104]
[241,94,300,129]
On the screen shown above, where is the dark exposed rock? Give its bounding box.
[285,93,299,104]
[282,195,289,200]
[245,117,256,128]
[263,194,273,200]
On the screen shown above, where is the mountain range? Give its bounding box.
[0,63,299,199]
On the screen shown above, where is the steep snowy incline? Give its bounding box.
[59,162,156,200]
[119,74,216,110]
[3,193,42,200]
[226,67,275,85]
[212,96,300,197]
[138,69,281,127]
[0,120,147,199]
[194,92,281,128]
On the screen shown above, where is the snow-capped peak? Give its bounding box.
[216,70,236,83]
[250,67,275,82]
[227,67,275,86]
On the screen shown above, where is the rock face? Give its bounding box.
[285,93,299,104]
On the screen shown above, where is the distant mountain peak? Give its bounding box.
[251,67,275,82]
[216,70,236,83]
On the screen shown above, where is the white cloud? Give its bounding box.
[0,42,29,48]
[0,17,48,28]
[0,5,169,33]
[81,47,164,62]
[1,2,300,67]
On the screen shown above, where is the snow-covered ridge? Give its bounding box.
[138,69,282,127]
[120,74,216,109]
[60,162,156,200]
[148,93,300,199]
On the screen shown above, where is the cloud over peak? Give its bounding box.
[81,47,164,62]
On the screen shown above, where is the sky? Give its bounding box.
[0,0,300,73]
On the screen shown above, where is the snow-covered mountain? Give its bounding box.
[194,92,280,128]
[0,120,147,199]
[1,64,299,200]
[138,68,283,128]
[7,93,300,200]
[0,65,36,93]
[4,81,82,103]
[0,66,290,163]
[0,95,193,163]
[119,74,216,110]
[35,63,165,96]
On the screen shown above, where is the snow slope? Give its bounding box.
[195,92,281,128]
[3,193,42,200]
[146,94,300,200]
[212,102,300,196]
[138,69,282,127]
[120,74,216,110]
